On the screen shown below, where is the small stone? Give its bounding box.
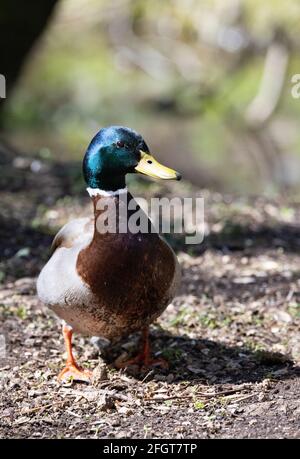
[92,363,108,385]
[273,310,292,324]
[117,406,133,415]
[111,419,121,427]
[233,276,255,285]
[97,394,115,411]
[166,373,174,383]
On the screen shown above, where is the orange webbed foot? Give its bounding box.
[115,327,169,370]
[58,363,93,383]
[57,323,93,383]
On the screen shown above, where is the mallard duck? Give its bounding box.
[37,126,181,382]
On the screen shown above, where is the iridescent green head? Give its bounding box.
[83,126,181,192]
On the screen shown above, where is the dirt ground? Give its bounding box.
[0,144,299,439]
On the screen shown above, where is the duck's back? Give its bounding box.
[37,217,94,313]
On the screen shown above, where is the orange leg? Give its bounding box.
[116,327,168,369]
[58,323,92,383]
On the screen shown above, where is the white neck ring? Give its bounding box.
[86,187,128,197]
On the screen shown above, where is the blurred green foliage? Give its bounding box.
[3,0,300,194]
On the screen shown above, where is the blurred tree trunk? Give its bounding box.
[0,0,59,125]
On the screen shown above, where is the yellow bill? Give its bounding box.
[135,151,181,181]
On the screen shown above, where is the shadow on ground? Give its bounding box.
[96,328,297,386]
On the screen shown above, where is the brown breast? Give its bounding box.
[76,192,176,333]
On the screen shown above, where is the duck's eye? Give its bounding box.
[116,141,125,148]
[147,160,153,164]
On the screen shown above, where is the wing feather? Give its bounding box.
[50,217,93,254]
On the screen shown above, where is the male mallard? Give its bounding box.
[37,126,181,382]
